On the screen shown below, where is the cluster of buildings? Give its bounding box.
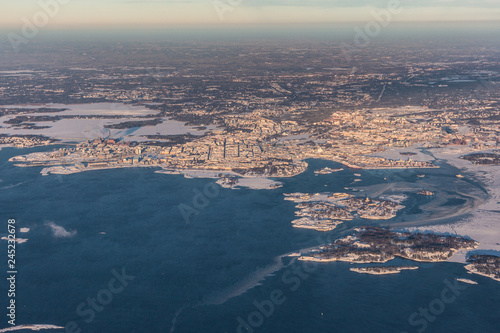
[0,135,53,148]
[5,98,500,177]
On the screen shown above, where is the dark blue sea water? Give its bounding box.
[0,146,499,333]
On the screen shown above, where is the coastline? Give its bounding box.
[408,147,500,263]
[5,141,500,260]
[464,264,500,283]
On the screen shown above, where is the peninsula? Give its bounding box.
[465,255,500,282]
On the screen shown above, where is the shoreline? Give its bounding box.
[408,147,500,263]
[6,143,500,259]
[464,265,500,282]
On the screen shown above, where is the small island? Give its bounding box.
[285,193,405,232]
[350,265,419,275]
[456,278,478,285]
[461,153,500,166]
[291,217,343,232]
[418,190,435,196]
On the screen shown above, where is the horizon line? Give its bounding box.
[1,20,500,30]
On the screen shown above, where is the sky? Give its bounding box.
[0,0,499,28]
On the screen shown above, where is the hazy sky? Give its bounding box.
[0,0,499,28]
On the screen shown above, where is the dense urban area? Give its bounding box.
[1,37,499,282]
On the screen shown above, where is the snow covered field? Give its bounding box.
[0,103,209,141]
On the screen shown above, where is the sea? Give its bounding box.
[0,145,499,333]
